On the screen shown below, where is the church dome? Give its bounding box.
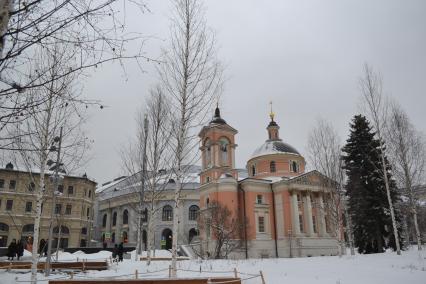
[251,140,300,160]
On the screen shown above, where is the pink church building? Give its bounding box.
[197,107,339,258]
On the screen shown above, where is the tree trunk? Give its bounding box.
[380,150,401,255]
[344,206,355,255]
[31,162,46,284]
[171,176,180,277]
[0,0,12,57]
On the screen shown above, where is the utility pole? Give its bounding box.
[135,115,149,260]
[45,127,63,276]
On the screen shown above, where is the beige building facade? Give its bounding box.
[0,163,96,249]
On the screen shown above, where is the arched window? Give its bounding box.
[291,161,298,173]
[102,214,107,228]
[53,225,69,235]
[219,138,229,166]
[162,205,173,221]
[123,209,129,225]
[81,227,87,235]
[112,211,117,226]
[270,161,276,173]
[251,165,256,176]
[188,228,199,243]
[0,223,9,232]
[188,205,200,221]
[22,224,34,234]
[205,139,212,168]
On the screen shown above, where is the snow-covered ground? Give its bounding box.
[1,248,425,284]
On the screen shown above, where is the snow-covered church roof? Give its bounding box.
[250,139,300,160]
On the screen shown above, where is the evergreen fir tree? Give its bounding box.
[342,115,402,254]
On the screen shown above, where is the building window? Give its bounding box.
[22,224,34,234]
[256,195,263,204]
[188,205,199,221]
[299,214,304,233]
[28,182,35,192]
[67,186,74,195]
[142,208,148,222]
[112,212,117,226]
[219,138,229,166]
[290,160,299,173]
[25,201,32,213]
[9,180,16,190]
[251,165,256,176]
[55,204,62,215]
[162,205,173,221]
[206,176,210,183]
[312,215,317,233]
[0,179,4,188]
[270,161,276,173]
[57,185,64,193]
[258,216,265,233]
[88,190,92,198]
[6,200,13,211]
[0,222,9,232]
[102,214,107,228]
[205,139,211,168]
[86,208,90,219]
[123,209,129,225]
[81,227,87,235]
[65,204,72,215]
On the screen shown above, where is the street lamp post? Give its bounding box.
[45,127,63,276]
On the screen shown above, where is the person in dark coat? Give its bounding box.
[43,240,48,256]
[7,239,17,261]
[16,240,24,260]
[39,239,46,256]
[112,244,118,263]
[118,242,124,262]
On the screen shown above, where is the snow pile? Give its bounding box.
[1,248,425,284]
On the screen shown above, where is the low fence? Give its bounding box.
[0,260,108,271]
[64,247,135,254]
[12,266,265,283]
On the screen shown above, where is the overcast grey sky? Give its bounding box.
[83,0,426,185]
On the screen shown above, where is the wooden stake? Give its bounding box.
[82,259,86,272]
[168,265,172,278]
[260,270,265,284]
[234,267,238,278]
[135,269,138,279]
[70,271,74,279]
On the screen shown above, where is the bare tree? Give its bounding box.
[307,118,355,256]
[158,0,223,276]
[386,102,425,250]
[121,85,172,263]
[197,201,245,259]
[359,63,401,255]
[8,44,89,283]
[0,0,150,145]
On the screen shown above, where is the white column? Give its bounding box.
[291,191,300,235]
[305,194,314,236]
[318,194,326,236]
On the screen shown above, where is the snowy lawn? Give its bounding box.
[1,248,424,284]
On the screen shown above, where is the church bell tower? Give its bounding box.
[198,106,238,184]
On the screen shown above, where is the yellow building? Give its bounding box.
[0,162,96,249]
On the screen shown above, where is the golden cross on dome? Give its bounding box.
[269,101,275,121]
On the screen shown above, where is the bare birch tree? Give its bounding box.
[0,0,150,144]
[8,44,89,283]
[307,118,355,256]
[359,63,401,255]
[386,102,425,250]
[158,0,223,276]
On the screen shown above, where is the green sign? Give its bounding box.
[104,232,111,240]
[160,240,166,248]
